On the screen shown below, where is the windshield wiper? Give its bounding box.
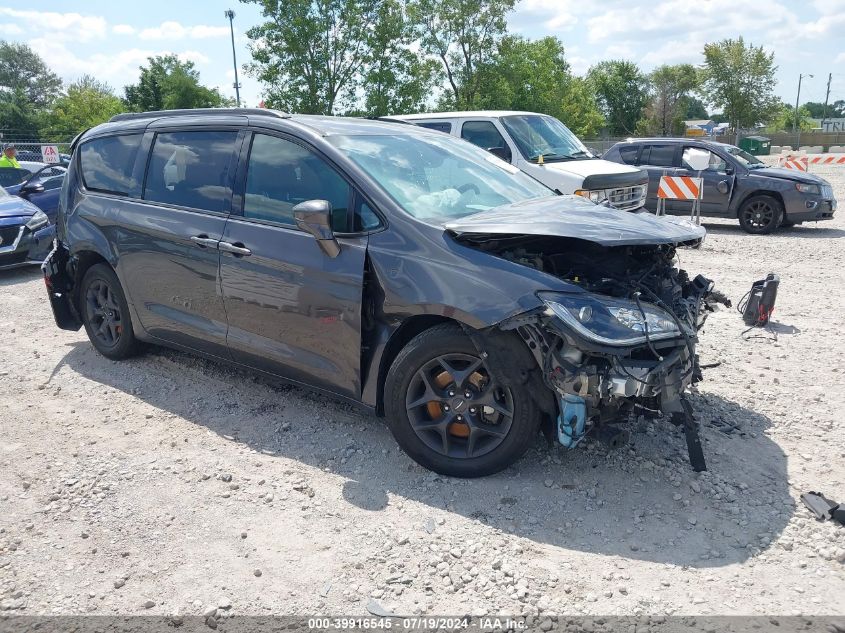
[529,152,573,163]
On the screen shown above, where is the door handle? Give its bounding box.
[218,241,252,257]
[190,235,219,249]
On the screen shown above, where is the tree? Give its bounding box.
[684,96,709,120]
[803,100,845,119]
[639,64,699,136]
[124,55,229,112]
[243,0,382,114]
[0,87,41,139]
[359,0,439,116]
[587,60,650,135]
[43,76,124,140]
[409,0,515,110]
[0,41,62,109]
[701,37,778,141]
[767,102,813,132]
[473,36,603,137]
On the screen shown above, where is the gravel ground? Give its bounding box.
[1,159,844,622]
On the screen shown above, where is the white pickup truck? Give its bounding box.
[389,111,648,211]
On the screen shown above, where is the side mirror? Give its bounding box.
[21,183,45,195]
[724,165,735,175]
[487,146,511,163]
[293,199,340,258]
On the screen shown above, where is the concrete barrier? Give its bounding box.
[770,145,782,154]
[830,145,845,153]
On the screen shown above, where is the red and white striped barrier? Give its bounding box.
[778,156,808,171]
[657,175,702,200]
[807,155,845,165]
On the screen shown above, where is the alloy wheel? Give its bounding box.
[742,200,774,230]
[85,279,123,347]
[404,353,514,459]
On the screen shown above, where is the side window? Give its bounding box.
[461,121,508,152]
[639,144,676,167]
[41,176,64,191]
[682,147,727,171]
[144,130,237,212]
[417,121,452,133]
[79,134,143,195]
[618,145,639,165]
[243,133,350,232]
[354,200,382,232]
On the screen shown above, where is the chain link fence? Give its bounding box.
[2,141,72,163]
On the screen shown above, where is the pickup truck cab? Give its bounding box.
[390,111,648,211]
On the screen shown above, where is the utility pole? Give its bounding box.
[794,73,813,149]
[225,9,241,107]
[821,72,832,132]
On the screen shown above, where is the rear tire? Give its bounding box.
[738,195,783,234]
[80,263,138,360]
[384,324,540,477]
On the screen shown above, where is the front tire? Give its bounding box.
[384,324,540,477]
[80,263,138,360]
[738,195,783,234]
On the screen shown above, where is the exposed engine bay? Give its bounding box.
[457,232,730,471]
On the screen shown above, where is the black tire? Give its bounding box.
[738,195,783,234]
[79,263,138,360]
[384,324,540,477]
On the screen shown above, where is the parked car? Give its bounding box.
[389,111,649,212]
[5,165,66,219]
[603,138,837,234]
[0,184,55,270]
[44,108,726,477]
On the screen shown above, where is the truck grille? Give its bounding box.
[607,185,647,211]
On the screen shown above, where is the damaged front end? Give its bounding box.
[456,230,730,471]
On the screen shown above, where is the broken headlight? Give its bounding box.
[25,210,49,231]
[539,292,681,346]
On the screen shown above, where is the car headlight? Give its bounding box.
[25,210,49,231]
[795,182,820,195]
[574,189,606,204]
[539,292,682,346]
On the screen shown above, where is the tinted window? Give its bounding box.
[461,121,507,151]
[618,145,639,165]
[640,144,676,167]
[417,121,452,133]
[243,133,350,231]
[144,130,237,212]
[80,134,142,195]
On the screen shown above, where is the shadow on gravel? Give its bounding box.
[701,222,845,239]
[0,265,41,287]
[59,341,792,570]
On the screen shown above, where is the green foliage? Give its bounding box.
[684,96,709,120]
[0,41,62,109]
[766,102,813,132]
[243,0,382,114]
[0,87,41,139]
[803,100,845,119]
[472,36,603,137]
[124,55,229,112]
[701,37,779,133]
[409,0,515,110]
[42,76,124,140]
[639,64,699,136]
[587,60,650,135]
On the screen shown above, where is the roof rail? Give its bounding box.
[109,108,291,123]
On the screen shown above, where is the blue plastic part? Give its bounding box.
[557,394,587,448]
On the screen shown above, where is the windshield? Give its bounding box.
[329,132,553,222]
[501,115,591,162]
[725,145,765,168]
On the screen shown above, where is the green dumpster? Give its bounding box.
[739,135,771,155]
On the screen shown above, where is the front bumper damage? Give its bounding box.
[495,278,727,471]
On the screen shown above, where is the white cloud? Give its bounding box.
[138,21,230,41]
[113,24,136,36]
[836,52,845,64]
[176,50,210,66]
[0,23,24,36]
[514,0,579,31]
[0,8,107,42]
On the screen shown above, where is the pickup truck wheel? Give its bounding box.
[80,264,138,360]
[738,195,783,234]
[384,324,540,477]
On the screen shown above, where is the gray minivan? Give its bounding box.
[44,108,726,476]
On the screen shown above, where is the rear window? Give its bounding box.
[144,130,238,213]
[416,121,452,133]
[79,134,142,195]
[618,145,639,165]
[640,144,676,167]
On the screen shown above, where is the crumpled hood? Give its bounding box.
[753,166,828,185]
[445,195,706,246]
[0,195,38,220]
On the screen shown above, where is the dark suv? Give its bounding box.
[604,138,837,234]
[44,108,726,476]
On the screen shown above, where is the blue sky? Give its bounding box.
[1,0,843,112]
